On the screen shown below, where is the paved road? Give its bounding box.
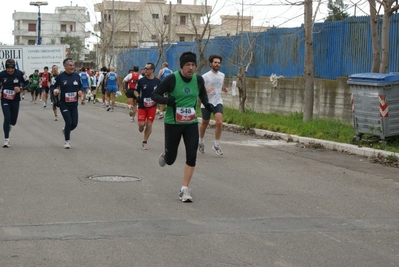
[0,100,398,267]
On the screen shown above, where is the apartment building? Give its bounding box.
[94,0,212,49]
[12,5,90,46]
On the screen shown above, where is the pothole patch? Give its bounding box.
[86,175,141,182]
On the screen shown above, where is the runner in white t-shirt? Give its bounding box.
[199,54,228,156]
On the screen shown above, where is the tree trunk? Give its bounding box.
[380,9,391,73]
[237,67,246,113]
[303,0,314,122]
[369,0,380,72]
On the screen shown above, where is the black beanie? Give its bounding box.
[5,59,15,69]
[180,52,197,68]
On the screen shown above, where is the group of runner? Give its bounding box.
[0,51,228,202]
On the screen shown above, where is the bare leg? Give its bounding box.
[214,112,223,141]
[182,164,195,187]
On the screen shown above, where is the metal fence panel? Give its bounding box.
[116,14,399,80]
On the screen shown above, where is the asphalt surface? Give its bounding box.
[0,98,398,267]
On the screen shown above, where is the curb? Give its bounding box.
[111,99,397,159]
[200,118,398,158]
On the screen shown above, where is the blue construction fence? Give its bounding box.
[117,14,399,80]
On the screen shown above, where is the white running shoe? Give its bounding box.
[142,142,148,150]
[198,143,205,153]
[212,145,223,155]
[3,140,10,148]
[179,188,193,202]
[54,116,58,121]
[64,141,70,149]
[158,152,166,167]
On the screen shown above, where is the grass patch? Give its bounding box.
[105,93,399,153]
[221,107,399,153]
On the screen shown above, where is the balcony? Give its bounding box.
[13,29,38,37]
[174,25,195,35]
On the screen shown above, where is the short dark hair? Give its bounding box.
[209,54,222,63]
[146,62,155,70]
[133,66,139,72]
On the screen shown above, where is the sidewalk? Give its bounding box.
[112,100,398,158]
[202,119,399,159]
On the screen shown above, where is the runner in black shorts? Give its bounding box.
[122,66,140,121]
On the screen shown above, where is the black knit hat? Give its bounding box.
[5,59,15,69]
[179,52,197,68]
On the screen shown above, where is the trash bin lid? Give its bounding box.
[348,72,399,83]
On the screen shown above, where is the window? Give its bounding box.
[179,36,185,42]
[28,40,36,45]
[152,14,159,19]
[70,25,74,32]
[180,16,186,25]
[163,15,169,25]
[61,24,66,32]
[28,23,36,32]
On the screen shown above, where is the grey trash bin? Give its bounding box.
[348,72,399,140]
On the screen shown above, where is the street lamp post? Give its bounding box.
[30,1,48,45]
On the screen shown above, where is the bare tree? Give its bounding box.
[93,1,132,68]
[137,1,174,68]
[234,31,256,113]
[369,0,399,73]
[303,0,314,122]
[302,0,322,122]
[189,0,227,74]
[224,1,268,113]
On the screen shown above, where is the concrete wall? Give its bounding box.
[222,76,353,123]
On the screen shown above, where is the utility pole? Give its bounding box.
[111,0,115,66]
[303,0,314,122]
[129,8,131,47]
[30,1,48,45]
[236,12,239,35]
[168,1,172,44]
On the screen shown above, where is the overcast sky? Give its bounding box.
[0,0,368,46]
